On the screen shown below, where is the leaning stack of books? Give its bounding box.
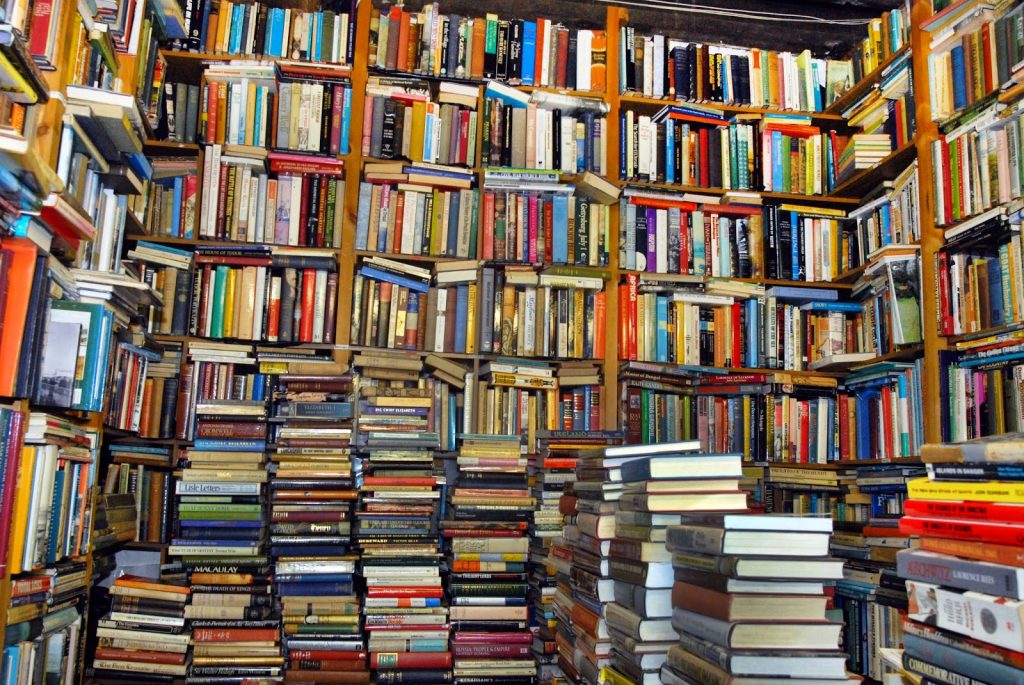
[446,434,536,685]
[269,372,369,684]
[836,133,894,182]
[602,443,747,684]
[171,395,282,681]
[91,574,191,680]
[896,434,1024,684]
[353,369,448,684]
[662,513,849,684]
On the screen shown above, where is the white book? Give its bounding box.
[576,30,592,91]
[253,174,267,244]
[236,165,252,238]
[267,277,281,342]
[309,84,323,152]
[201,144,220,238]
[655,208,668,274]
[246,176,260,244]
[288,178,302,245]
[312,269,327,343]
[560,115,575,174]
[643,37,654,96]
[252,266,267,341]
[434,287,448,352]
[652,34,665,98]
[637,116,651,179]
[401,190,418,255]
[523,287,537,357]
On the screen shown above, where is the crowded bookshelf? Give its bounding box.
[0,0,1021,682]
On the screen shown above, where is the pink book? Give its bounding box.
[274,176,292,245]
[527,194,539,264]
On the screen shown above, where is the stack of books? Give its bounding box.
[836,133,894,182]
[446,434,536,684]
[897,433,1024,684]
[171,387,281,681]
[536,431,624,684]
[556,362,605,431]
[602,444,747,684]
[353,369,448,683]
[269,372,368,684]
[476,359,560,446]
[91,574,190,680]
[662,513,848,683]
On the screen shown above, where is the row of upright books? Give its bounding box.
[369,4,608,92]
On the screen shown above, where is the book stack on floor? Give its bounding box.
[529,431,600,683]
[662,513,850,684]
[171,387,281,682]
[91,574,190,680]
[601,444,747,685]
[353,362,448,684]
[269,372,369,685]
[896,434,1024,685]
[446,434,535,685]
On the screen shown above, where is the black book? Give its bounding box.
[794,213,805,281]
[171,268,192,335]
[501,104,513,168]
[737,54,751,104]
[440,16,453,77]
[551,109,562,170]
[376,671,454,684]
[763,205,779,279]
[735,219,751,278]
[320,82,333,153]
[687,44,698,100]
[708,127,722,188]
[673,121,683,183]
[393,103,405,162]
[254,4,269,59]
[655,122,666,184]
[671,46,687,99]
[631,115,640,179]
[370,95,386,158]
[566,32,578,90]
[776,208,794,280]
[19,255,48,399]
[278,267,297,343]
[624,26,635,91]
[508,20,523,82]
[380,98,398,159]
[496,20,509,80]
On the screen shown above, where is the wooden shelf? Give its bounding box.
[618,92,848,125]
[126,233,342,252]
[825,45,912,116]
[144,139,201,155]
[848,345,925,369]
[828,141,917,200]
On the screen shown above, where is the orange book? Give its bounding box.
[392,191,405,253]
[767,51,780,108]
[0,239,38,395]
[921,536,1024,568]
[205,12,219,52]
[571,602,602,639]
[590,30,607,93]
[115,574,189,595]
[470,18,486,80]
[534,19,547,88]
[593,290,606,357]
[397,11,412,72]
[216,82,228,144]
[137,378,154,436]
[146,470,164,542]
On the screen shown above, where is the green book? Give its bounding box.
[211,265,228,338]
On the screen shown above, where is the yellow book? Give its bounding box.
[223,268,237,338]
[465,282,477,354]
[216,1,232,53]
[288,83,301,153]
[599,667,634,685]
[245,82,257,146]
[8,447,36,574]
[777,203,847,218]
[573,288,585,358]
[0,51,39,104]
[906,477,1024,503]
[410,100,426,162]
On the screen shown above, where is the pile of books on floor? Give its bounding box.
[663,513,850,683]
[91,574,190,680]
[447,434,536,685]
[171,396,282,681]
[602,443,747,684]
[354,377,448,684]
[270,371,368,684]
[897,434,1024,684]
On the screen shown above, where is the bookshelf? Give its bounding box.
[0,0,1020,682]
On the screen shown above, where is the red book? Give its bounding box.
[880,386,894,459]
[481,191,495,260]
[699,127,711,186]
[361,94,375,156]
[94,648,186,665]
[392,191,406,253]
[730,301,742,368]
[292,660,366,671]
[452,643,531,658]
[679,211,690,274]
[940,139,953,223]
[196,264,212,335]
[193,628,276,642]
[625,273,638,359]
[329,85,344,155]
[798,400,810,463]
[297,175,310,246]
[0,239,37,395]
[593,290,606,359]
[900,516,1024,546]
[365,587,444,597]
[837,394,850,461]
[363,477,436,486]
[288,651,367,661]
[283,671,370,684]
[27,0,54,60]
[299,268,316,342]
[195,421,268,439]
[205,84,219,145]
[936,251,952,335]
[458,109,471,165]
[904,499,1024,523]
[315,175,329,247]
[370,652,452,669]
[555,27,569,89]
[396,11,412,72]
[10,574,50,598]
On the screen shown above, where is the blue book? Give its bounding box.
[582,386,592,431]
[405,294,420,350]
[771,131,784,191]
[961,350,1024,369]
[312,12,322,61]
[180,520,263,527]
[354,182,372,250]
[552,194,569,264]
[521,21,537,85]
[988,257,1004,326]
[230,3,243,54]
[790,211,801,280]
[446,190,461,257]
[252,88,263,148]
[950,45,967,111]
[136,240,192,259]
[276,581,354,596]
[339,86,352,154]
[744,299,758,367]
[855,390,878,460]
[45,469,65,564]
[879,203,892,245]
[798,301,863,312]
[358,266,430,293]
[766,285,839,302]
[811,61,823,112]
[170,177,183,237]
[252,373,266,401]
[619,112,627,179]
[665,120,675,183]
[655,296,668,362]
[455,284,468,354]
[269,8,283,57]
[192,438,267,452]
[125,151,153,180]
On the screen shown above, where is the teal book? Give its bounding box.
[211,265,229,338]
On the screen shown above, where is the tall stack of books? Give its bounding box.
[445,434,536,684]
[171,381,281,681]
[896,434,1024,684]
[269,372,368,684]
[91,574,190,680]
[602,444,747,684]
[353,361,448,683]
[662,513,849,684]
